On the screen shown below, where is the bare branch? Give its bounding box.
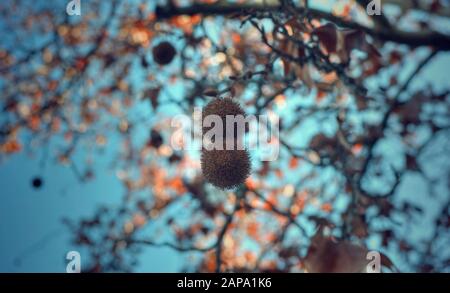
[155,2,450,50]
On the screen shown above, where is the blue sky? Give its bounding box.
[0,148,185,272]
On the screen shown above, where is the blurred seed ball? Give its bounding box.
[31,176,43,189]
[202,97,246,140]
[152,41,176,65]
[149,129,163,148]
[201,149,251,189]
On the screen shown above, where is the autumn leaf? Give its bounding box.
[132,213,147,228]
[312,23,380,63]
[289,157,299,169]
[321,203,333,213]
[246,222,260,239]
[1,139,22,154]
[169,15,201,34]
[351,143,363,155]
[304,229,370,273]
[167,177,187,195]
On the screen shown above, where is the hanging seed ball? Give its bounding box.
[202,97,246,140]
[201,149,251,189]
[152,41,176,65]
[201,97,251,189]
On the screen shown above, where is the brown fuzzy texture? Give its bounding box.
[203,97,245,119]
[201,149,251,189]
[152,41,176,65]
[201,98,251,189]
[202,97,245,141]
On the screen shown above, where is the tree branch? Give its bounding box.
[155,2,450,50]
[215,209,235,273]
[358,50,439,190]
[126,238,214,252]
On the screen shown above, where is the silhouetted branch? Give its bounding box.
[126,238,214,252]
[358,50,439,192]
[155,2,450,50]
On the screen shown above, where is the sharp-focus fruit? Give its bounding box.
[200,97,251,189]
[201,148,250,189]
[202,97,246,141]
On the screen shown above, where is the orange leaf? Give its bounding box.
[28,115,41,131]
[168,177,186,195]
[169,15,201,34]
[132,213,147,228]
[262,193,278,211]
[274,94,286,107]
[1,140,22,154]
[245,177,256,190]
[231,32,241,44]
[275,169,283,179]
[289,157,299,169]
[342,4,351,17]
[351,143,363,155]
[244,251,256,263]
[316,91,327,102]
[246,222,259,239]
[323,71,337,83]
[321,203,333,213]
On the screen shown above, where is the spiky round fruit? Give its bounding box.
[152,41,176,65]
[201,97,251,189]
[202,97,246,141]
[201,149,250,189]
